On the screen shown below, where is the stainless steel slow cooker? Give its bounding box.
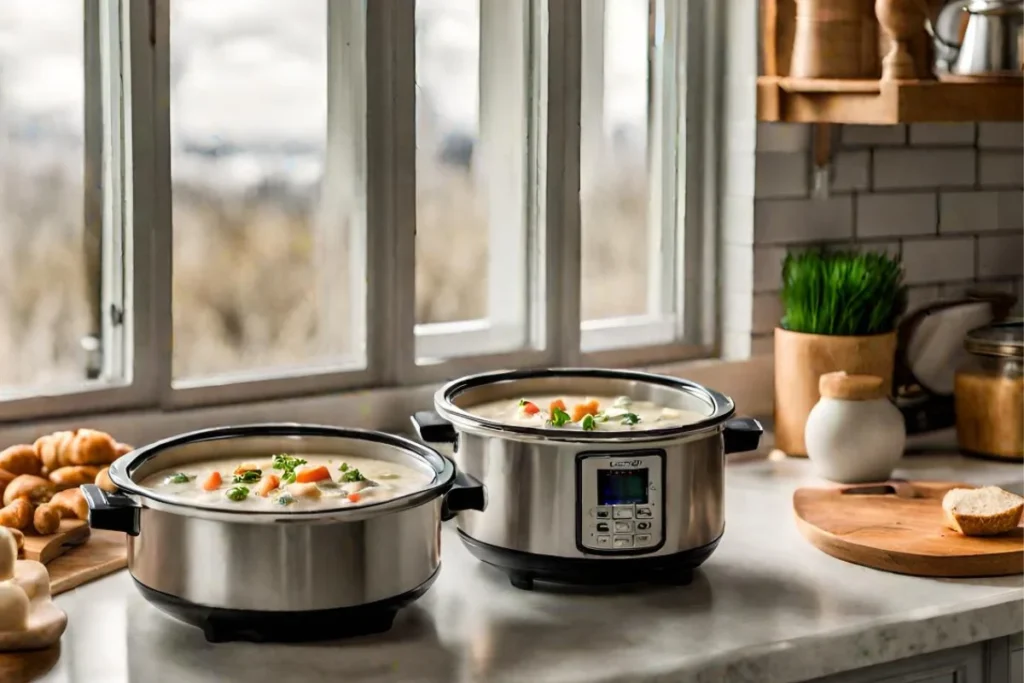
[411,368,762,590]
[82,423,485,642]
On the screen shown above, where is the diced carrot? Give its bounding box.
[202,471,222,491]
[521,401,540,415]
[549,399,567,414]
[348,492,362,503]
[257,474,280,497]
[586,399,600,413]
[295,465,331,484]
[571,402,600,422]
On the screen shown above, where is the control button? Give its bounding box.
[614,520,632,533]
[635,506,653,519]
[613,535,633,548]
[636,521,651,531]
[595,535,611,548]
[613,505,634,519]
[634,533,652,545]
[595,506,611,519]
[596,522,610,533]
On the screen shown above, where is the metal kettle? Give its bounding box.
[925,0,1024,77]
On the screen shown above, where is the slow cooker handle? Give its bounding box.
[441,470,486,522]
[411,411,458,444]
[81,484,141,536]
[723,417,763,454]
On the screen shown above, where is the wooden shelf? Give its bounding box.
[758,76,1024,124]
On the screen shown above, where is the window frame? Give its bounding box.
[0,0,718,424]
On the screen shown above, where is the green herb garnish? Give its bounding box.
[620,413,641,426]
[232,469,262,484]
[548,406,571,427]
[339,463,349,473]
[780,250,907,336]
[276,493,296,506]
[340,466,366,483]
[518,398,527,407]
[272,454,307,472]
[226,486,250,502]
[164,472,194,485]
[580,414,596,431]
[281,471,297,485]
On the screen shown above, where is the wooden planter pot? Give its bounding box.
[773,327,898,456]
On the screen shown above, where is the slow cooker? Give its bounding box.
[411,368,762,590]
[82,423,485,642]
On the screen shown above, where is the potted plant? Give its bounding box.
[774,249,908,456]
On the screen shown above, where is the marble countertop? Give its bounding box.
[36,453,1024,683]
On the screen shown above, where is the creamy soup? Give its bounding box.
[140,453,433,511]
[469,394,706,432]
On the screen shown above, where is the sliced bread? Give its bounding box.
[942,486,1024,537]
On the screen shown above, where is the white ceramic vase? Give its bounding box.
[804,371,906,483]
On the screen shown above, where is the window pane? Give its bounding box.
[171,0,365,380]
[414,0,532,357]
[0,2,97,391]
[580,0,655,321]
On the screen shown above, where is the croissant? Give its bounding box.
[34,429,119,471]
[48,466,101,491]
[95,467,117,493]
[3,475,55,507]
[0,499,33,530]
[0,469,14,501]
[50,489,88,521]
[0,445,42,477]
[33,504,61,535]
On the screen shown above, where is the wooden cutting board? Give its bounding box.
[793,481,1024,577]
[45,529,127,596]
[22,520,91,565]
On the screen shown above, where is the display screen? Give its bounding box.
[597,468,649,505]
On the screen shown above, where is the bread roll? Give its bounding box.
[95,467,117,493]
[942,486,1024,536]
[32,504,61,535]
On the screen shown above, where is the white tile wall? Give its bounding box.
[856,192,937,238]
[873,148,976,189]
[742,122,1024,356]
[979,151,1024,188]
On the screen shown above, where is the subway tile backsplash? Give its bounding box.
[744,122,1024,354]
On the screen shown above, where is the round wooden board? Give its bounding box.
[793,481,1024,577]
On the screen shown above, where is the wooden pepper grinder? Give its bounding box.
[876,0,921,80]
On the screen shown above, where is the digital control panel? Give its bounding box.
[577,451,664,554]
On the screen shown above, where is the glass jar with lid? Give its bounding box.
[954,319,1023,461]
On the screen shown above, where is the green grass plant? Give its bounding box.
[779,249,907,336]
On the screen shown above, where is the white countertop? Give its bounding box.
[35,453,1024,683]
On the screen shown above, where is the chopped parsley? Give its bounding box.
[272,454,306,486]
[620,412,641,426]
[232,469,262,484]
[272,454,307,472]
[580,414,596,431]
[548,406,571,427]
[225,486,250,502]
[339,464,366,483]
[517,398,527,407]
[164,472,194,485]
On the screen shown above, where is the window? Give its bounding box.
[0,0,715,423]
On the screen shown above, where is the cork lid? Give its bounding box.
[818,371,886,401]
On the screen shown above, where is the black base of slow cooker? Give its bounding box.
[458,530,721,591]
[134,567,439,644]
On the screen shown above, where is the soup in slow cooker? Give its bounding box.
[468,394,705,431]
[140,453,432,510]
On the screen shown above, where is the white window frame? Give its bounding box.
[0,0,718,424]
